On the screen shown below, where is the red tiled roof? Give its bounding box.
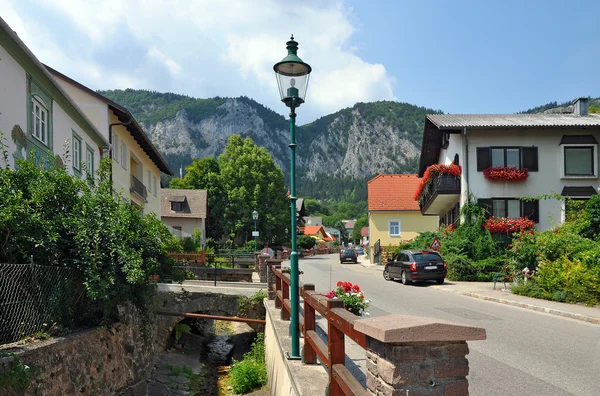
[361,226,369,237]
[368,174,421,211]
[303,226,325,236]
[345,220,355,229]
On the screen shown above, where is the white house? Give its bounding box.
[161,188,207,247]
[0,17,107,175]
[417,98,600,230]
[46,67,172,215]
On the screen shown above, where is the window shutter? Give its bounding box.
[476,147,490,171]
[522,200,539,223]
[478,199,493,217]
[521,147,538,171]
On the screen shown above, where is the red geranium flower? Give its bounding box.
[483,166,528,182]
[414,164,462,201]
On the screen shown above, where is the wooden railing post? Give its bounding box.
[327,299,345,396]
[281,275,290,320]
[275,268,282,308]
[302,284,316,364]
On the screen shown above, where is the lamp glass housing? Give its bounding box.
[252,210,259,221]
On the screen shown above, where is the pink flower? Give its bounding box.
[325,291,336,299]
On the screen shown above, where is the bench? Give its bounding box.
[492,272,507,290]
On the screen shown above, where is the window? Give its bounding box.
[31,98,49,145]
[121,142,127,169]
[478,198,539,223]
[85,145,94,178]
[388,220,400,237]
[477,146,538,171]
[112,132,119,162]
[564,147,594,176]
[171,202,183,212]
[147,169,151,190]
[72,134,82,171]
[152,176,157,196]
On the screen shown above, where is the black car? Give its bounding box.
[383,250,446,284]
[339,249,358,264]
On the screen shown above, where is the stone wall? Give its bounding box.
[0,291,266,395]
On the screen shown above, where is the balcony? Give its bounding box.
[130,175,148,202]
[418,174,460,215]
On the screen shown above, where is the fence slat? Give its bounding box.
[327,299,346,396]
[331,364,368,396]
[306,330,329,368]
[303,284,317,364]
[329,307,367,349]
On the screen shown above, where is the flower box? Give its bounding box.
[326,281,369,316]
[483,166,528,182]
[414,164,462,202]
[483,217,535,233]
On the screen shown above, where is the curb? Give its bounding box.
[433,287,600,325]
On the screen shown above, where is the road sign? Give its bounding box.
[429,237,441,251]
[252,231,259,237]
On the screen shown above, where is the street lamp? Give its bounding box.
[252,209,259,251]
[274,35,311,360]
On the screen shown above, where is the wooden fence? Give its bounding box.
[272,266,368,395]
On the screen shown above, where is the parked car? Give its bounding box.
[355,247,365,255]
[339,249,358,264]
[383,250,446,285]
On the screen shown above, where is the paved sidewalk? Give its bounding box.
[357,257,600,325]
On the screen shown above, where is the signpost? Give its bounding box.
[429,237,441,251]
[252,231,259,237]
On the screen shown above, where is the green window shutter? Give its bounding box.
[522,200,539,223]
[476,147,490,171]
[521,147,538,171]
[477,199,493,217]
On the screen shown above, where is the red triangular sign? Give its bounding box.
[430,238,441,251]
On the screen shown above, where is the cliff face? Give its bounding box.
[100,89,438,186]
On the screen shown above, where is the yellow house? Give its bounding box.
[368,174,438,263]
[46,67,172,215]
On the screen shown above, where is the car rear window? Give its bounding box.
[343,250,354,254]
[412,253,442,262]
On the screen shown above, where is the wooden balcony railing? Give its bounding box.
[130,175,148,201]
[272,266,369,395]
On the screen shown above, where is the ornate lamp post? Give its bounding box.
[274,35,311,359]
[252,209,259,250]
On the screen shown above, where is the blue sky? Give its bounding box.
[2,0,599,123]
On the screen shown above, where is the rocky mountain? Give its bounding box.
[99,89,439,194]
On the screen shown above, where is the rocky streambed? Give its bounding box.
[147,319,258,396]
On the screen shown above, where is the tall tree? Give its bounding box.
[218,135,289,244]
[169,157,226,240]
[352,216,369,243]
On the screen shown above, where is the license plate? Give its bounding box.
[424,266,438,270]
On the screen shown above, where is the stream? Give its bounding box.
[147,319,257,396]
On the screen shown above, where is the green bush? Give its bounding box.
[509,230,538,270]
[582,195,600,240]
[536,229,596,262]
[445,254,476,281]
[297,235,316,250]
[229,332,266,393]
[0,155,180,326]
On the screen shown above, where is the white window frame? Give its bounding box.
[85,146,94,178]
[388,220,401,237]
[112,132,119,162]
[31,97,49,146]
[73,137,81,171]
[561,143,598,179]
[120,142,127,170]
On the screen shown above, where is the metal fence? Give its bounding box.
[0,263,84,345]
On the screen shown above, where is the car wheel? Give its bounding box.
[401,271,409,285]
[436,278,445,285]
[383,268,392,281]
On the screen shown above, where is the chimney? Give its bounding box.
[572,97,589,116]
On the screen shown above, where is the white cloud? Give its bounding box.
[1,0,396,121]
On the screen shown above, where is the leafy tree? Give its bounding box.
[218,135,289,245]
[352,216,368,243]
[297,235,316,250]
[169,157,227,240]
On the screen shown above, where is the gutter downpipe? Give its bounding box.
[463,127,469,201]
[108,118,132,186]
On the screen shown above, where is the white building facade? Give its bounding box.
[418,100,600,230]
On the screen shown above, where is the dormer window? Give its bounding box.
[170,196,186,212]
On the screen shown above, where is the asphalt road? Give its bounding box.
[298,254,600,396]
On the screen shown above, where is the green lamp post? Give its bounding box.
[274,35,311,360]
[252,209,259,250]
